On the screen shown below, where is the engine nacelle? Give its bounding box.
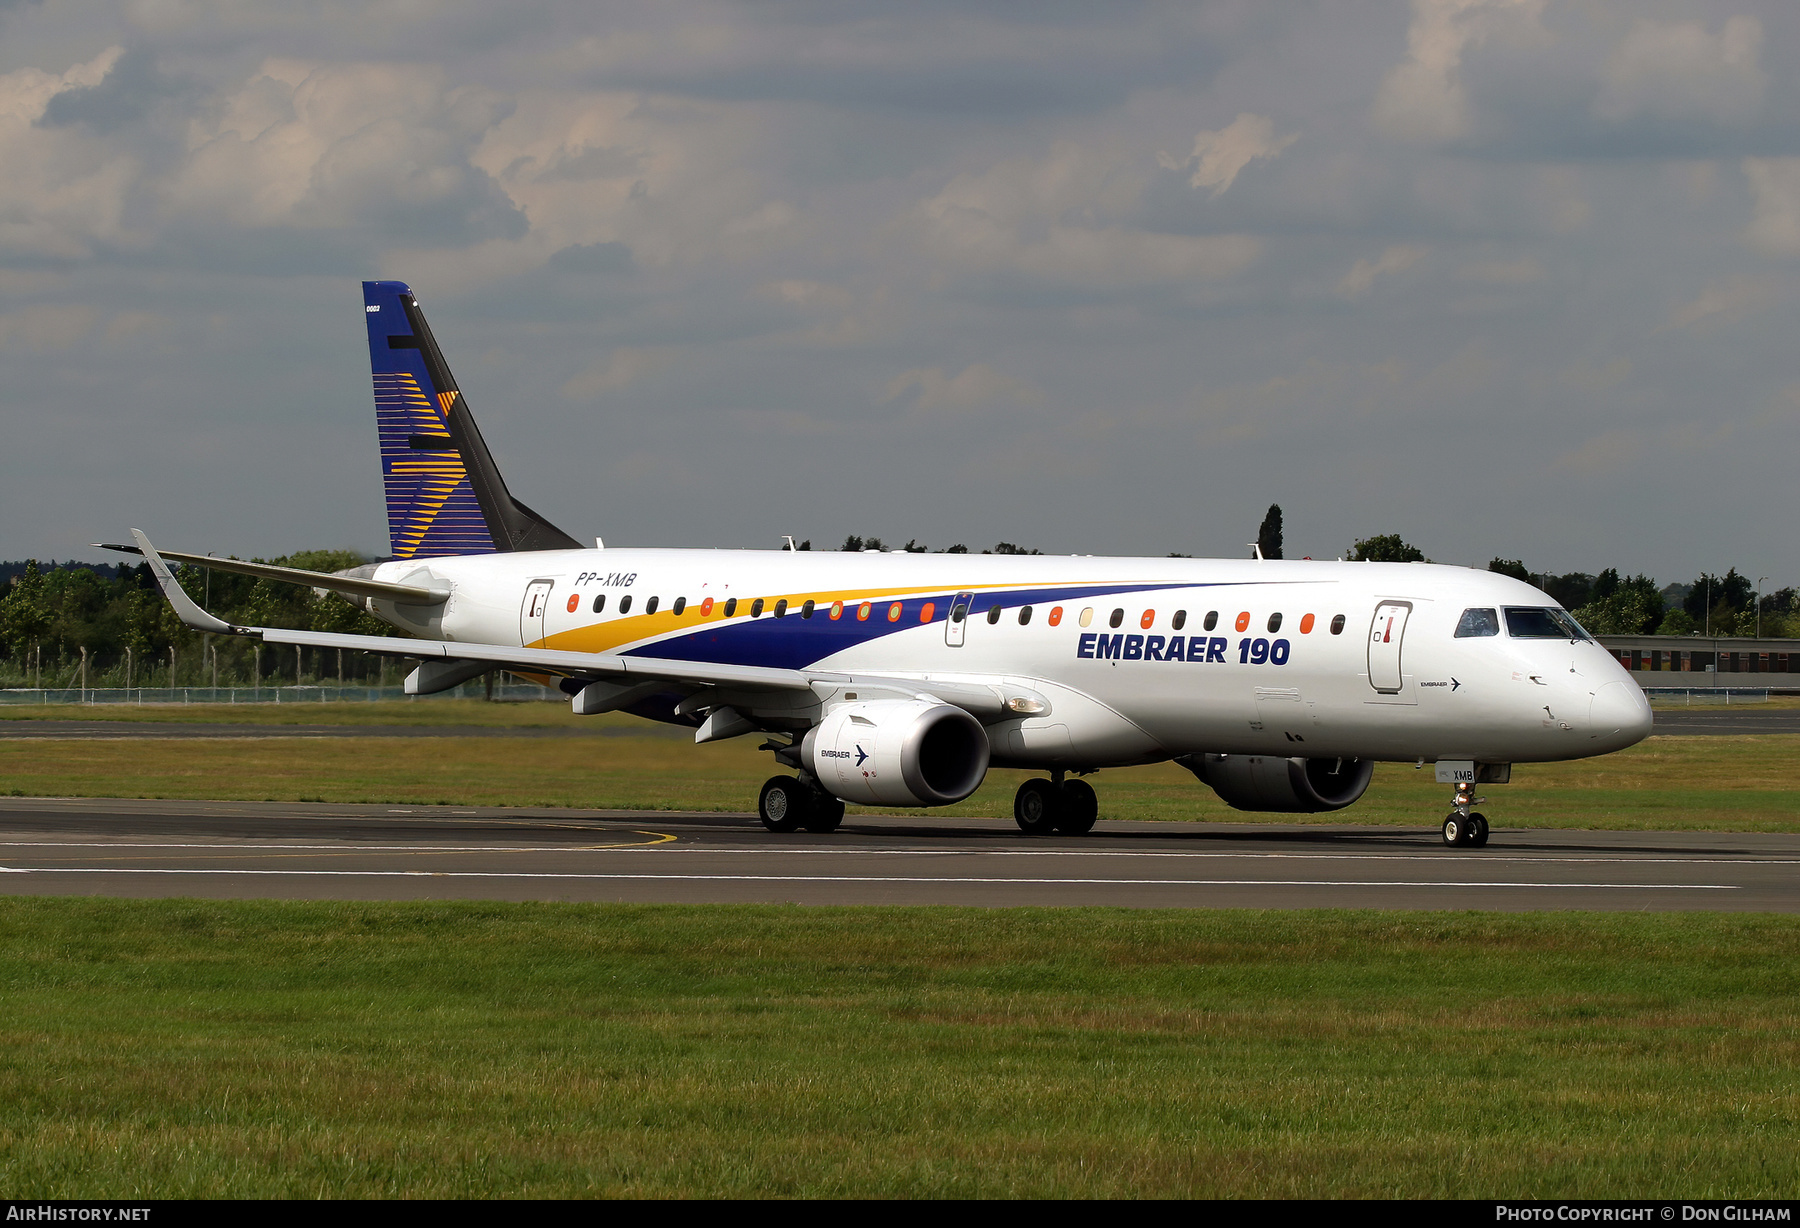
[1182,754,1374,814]
[803,700,990,807]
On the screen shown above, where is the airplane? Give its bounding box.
[107,280,1654,850]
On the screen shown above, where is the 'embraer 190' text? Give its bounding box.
[1078,634,1293,665]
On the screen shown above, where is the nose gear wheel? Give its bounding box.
[1442,782,1489,848]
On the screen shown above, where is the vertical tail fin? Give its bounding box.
[363,280,582,559]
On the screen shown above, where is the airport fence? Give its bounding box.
[0,681,563,706]
[1640,688,1773,704]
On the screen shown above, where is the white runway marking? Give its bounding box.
[0,840,1789,866]
[0,866,1738,889]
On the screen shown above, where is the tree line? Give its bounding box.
[0,553,393,689]
[1354,534,1795,638]
[3,516,1793,687]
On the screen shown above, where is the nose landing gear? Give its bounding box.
[1442,782,1489,848]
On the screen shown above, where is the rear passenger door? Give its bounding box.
[520,579,555,647]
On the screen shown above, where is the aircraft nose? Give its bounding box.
[1589,679,1653,751]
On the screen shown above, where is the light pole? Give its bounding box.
[1758,577,1770,640]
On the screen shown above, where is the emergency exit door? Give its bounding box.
[1367,601,1411,693]
[520,580,555,647]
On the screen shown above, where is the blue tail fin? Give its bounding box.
[363,281,581,559]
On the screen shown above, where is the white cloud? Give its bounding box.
[166,59,518,238]
[0,305,99,352]
[918,142,1261,287]
[1338,245,1427,298]
[1371,0,1542,143]
[884,364,1043,412]
[0,47,139,260]
[1596,17,1765,127]
[1742,157,1800,254]
[1457,256,1544,285]
[1667,274,1780,329]
[1158,113,1297,197]
[559,346,677,400]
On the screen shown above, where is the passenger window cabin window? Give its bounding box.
[1172,610,1187,631]
[1018,606,1032,625]
[591,594,606,614]
[1455,608,1500,638]
[1109,608,1124,628]
[1048,606,1064,626]
[723,597,738,617]
[672,597,686,615]
[645,596,659,615]
[1079,607,1094,627]
[774,599,788,617]
[987,605,1002,624]
[1140,610,1155,630]
[1267,612,1282,633]
[1330,614,1346,634]
[801,600,815,619]
[619,595,633,614]
[751,598,765,617]
[1203,611,1218,631]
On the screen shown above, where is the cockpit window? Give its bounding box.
[1454,608,1500,638]
[1504,606,1592,641]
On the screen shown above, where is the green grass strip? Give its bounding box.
[0,900,1794,1198]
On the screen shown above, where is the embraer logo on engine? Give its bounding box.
[855,745,869,766]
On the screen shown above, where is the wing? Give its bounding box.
[127,529,1042,723]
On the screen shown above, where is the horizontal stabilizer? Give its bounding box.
[98,542,447,606]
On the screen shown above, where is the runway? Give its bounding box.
[3,706,1796,739]
[0,797,1792,911]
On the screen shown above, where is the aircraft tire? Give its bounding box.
[803,794,846,834]
[1467,814,1489,848]
[1055,779,1098,835]
[759,776,810,833]
[1441,814,1467,847]
[1014,779,1062,835]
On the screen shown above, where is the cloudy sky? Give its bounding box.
[1,0,1797,586]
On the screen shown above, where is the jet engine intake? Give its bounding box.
[803,700,990,807]
[1180,754,1374,813]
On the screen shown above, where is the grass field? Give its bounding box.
[0,900,1793,1198]
[0,699,605,728]
[1,716,1796,830]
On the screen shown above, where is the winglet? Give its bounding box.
[130,528,237,635]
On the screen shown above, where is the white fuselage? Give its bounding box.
[365,549,1652,770]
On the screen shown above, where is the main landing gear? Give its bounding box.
[1442,782,1489,848]
[758,775,847,834]
[1013,774,1099,836]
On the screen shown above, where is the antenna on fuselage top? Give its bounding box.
[1249,543,1265,561]
[782,536,797,552]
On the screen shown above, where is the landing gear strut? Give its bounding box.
[758,775,847,834]
[1442,782,1489,849]
[1013,775,1099,835]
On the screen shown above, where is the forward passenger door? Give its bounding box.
[1367,601,1411,694]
